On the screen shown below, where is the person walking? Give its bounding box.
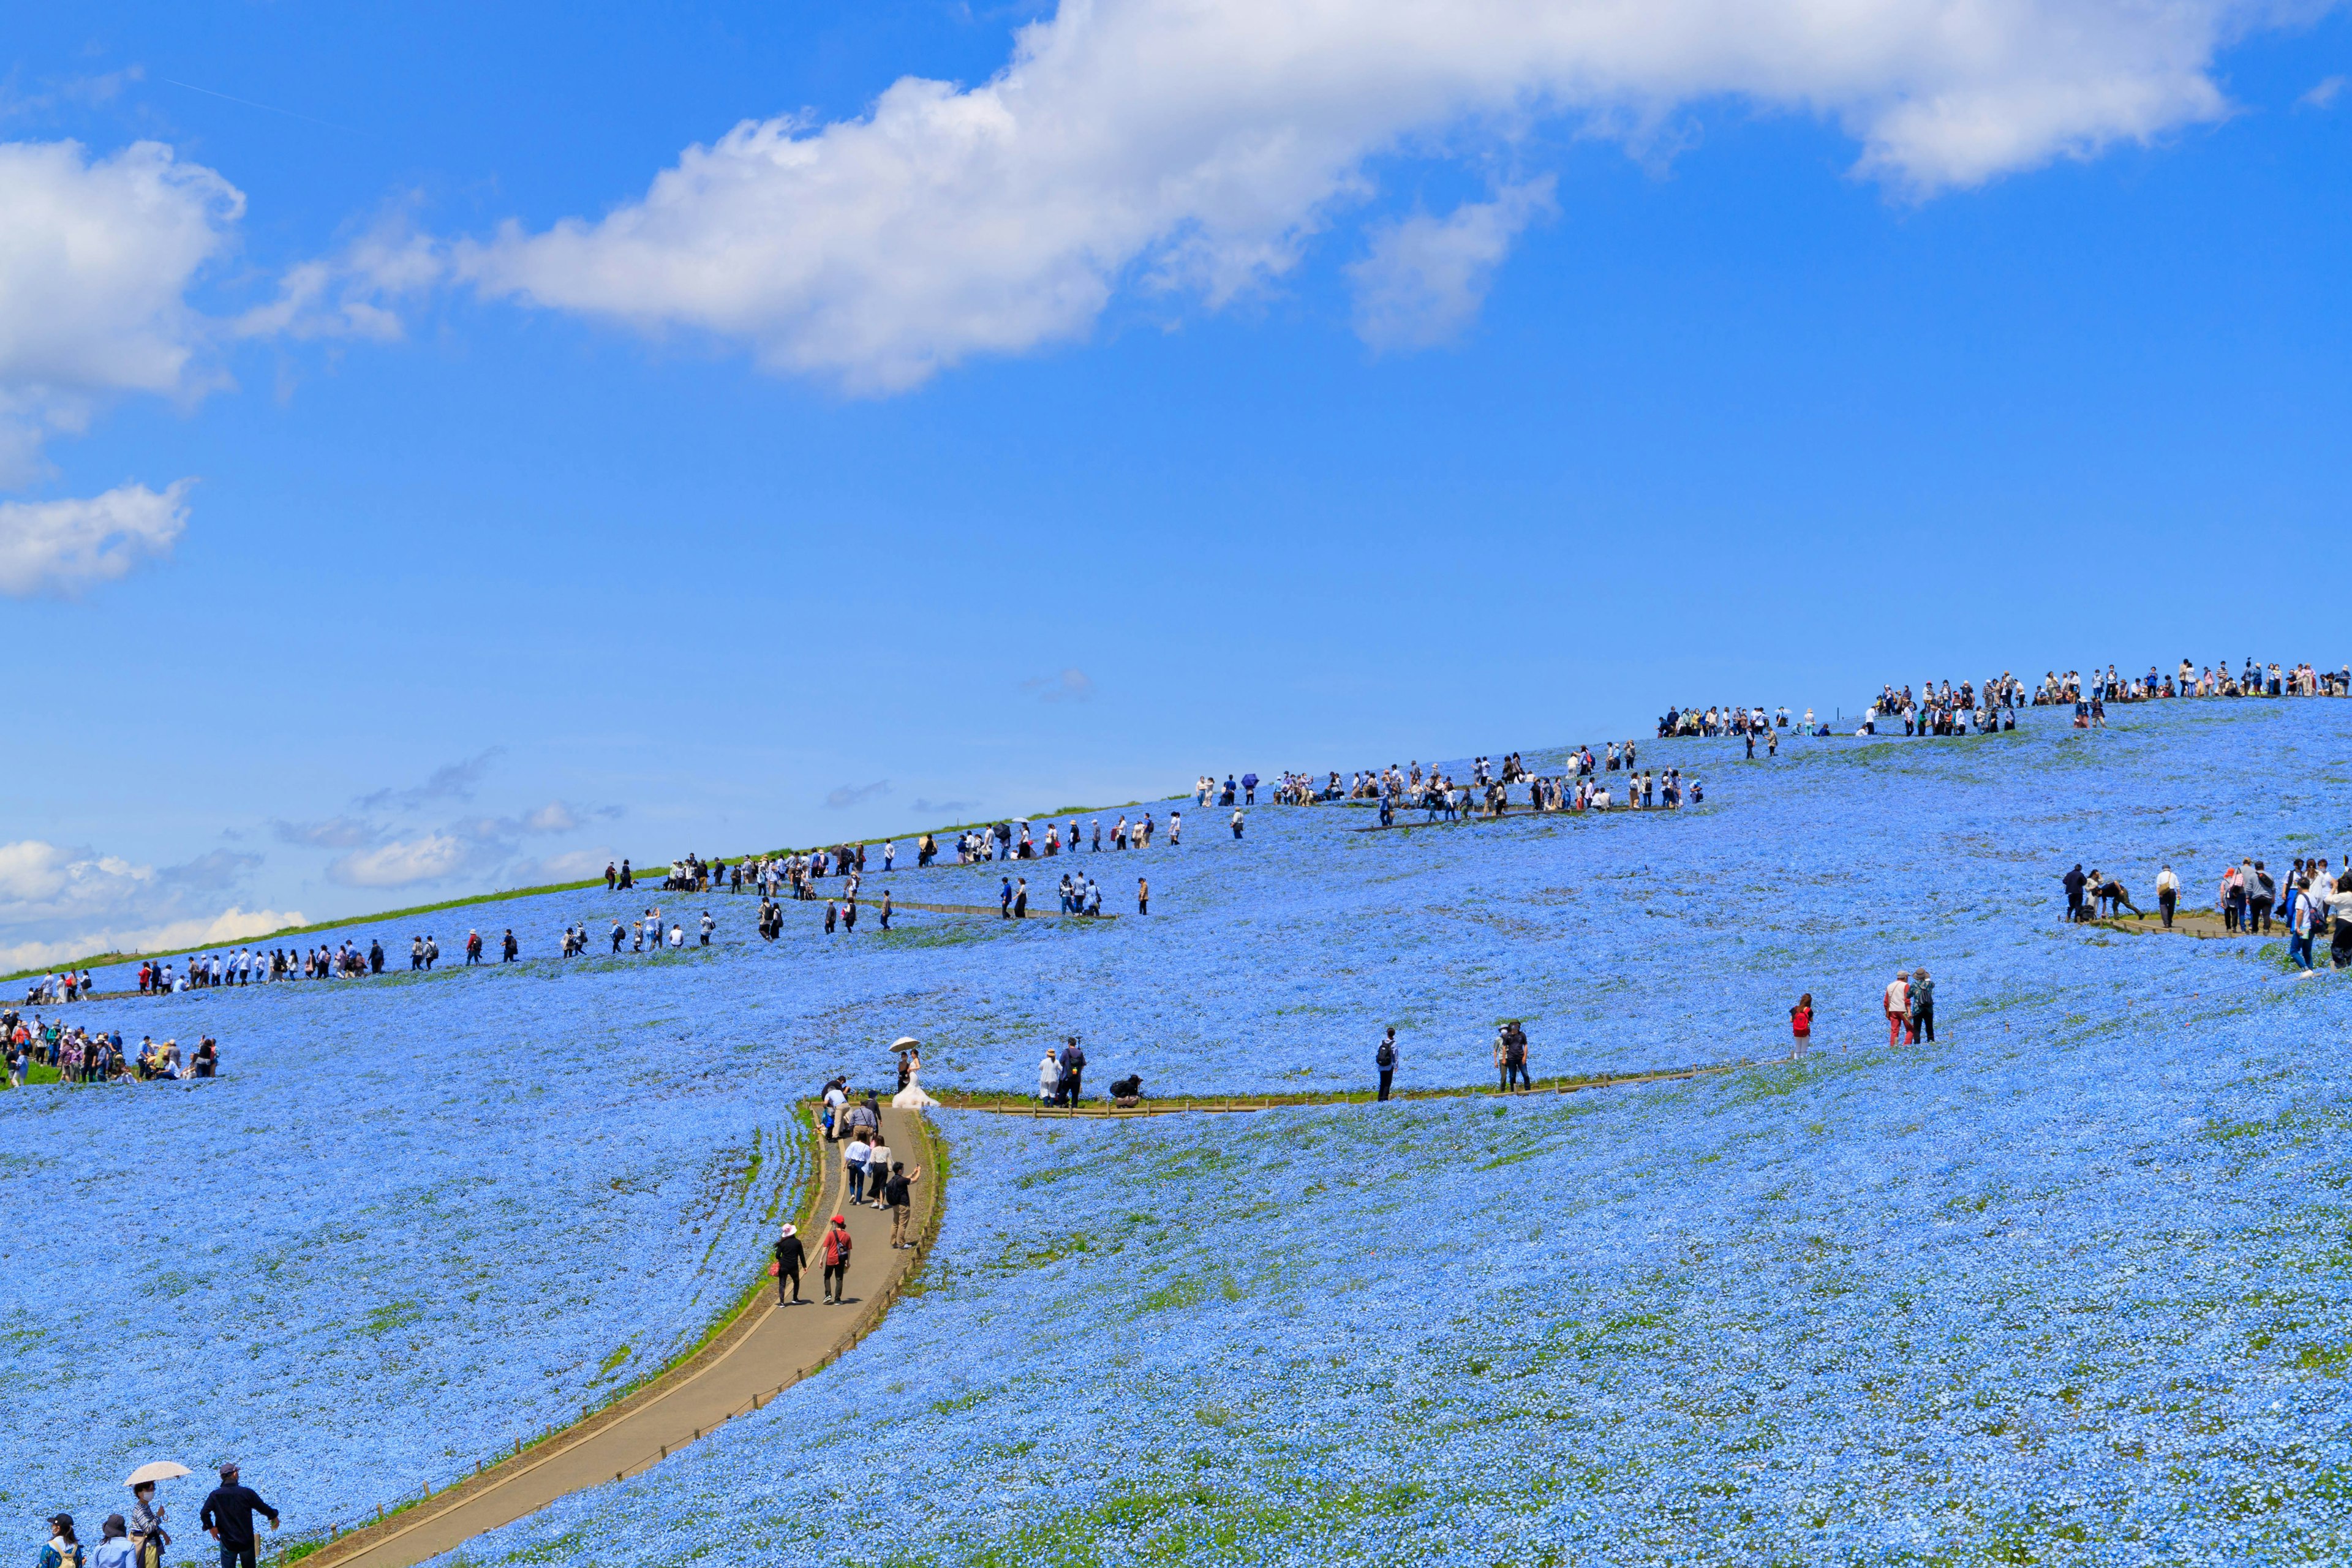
[844,1130,873,1206]
[1014,878,1028,919]
[1000,876,1013,919]
[2288,876,2318,971]
[820,1214,853,1304]
[1374,1026,1398,1101]
[1909,968,1935,1043]
[883,1160,923,1248]
[199,1464,278,1568]
[771,1224,806,1304]
[880,890,892,931]
[1883,971,1910,1047]
[1038,1046,1062,1104]
[864,1136,893,1207]
[2155,864,2180,929]
[2062,863,2087,922]
[1137,876,1148,915]
[1789,993,1813,1055]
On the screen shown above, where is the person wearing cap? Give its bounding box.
[820,1214,853,1304]
[37,1514,83,1568]
[773,1224,806,1305]
[199,1464,277,1568]
[1883,971,1911,1048]
[90,1515,134,1568]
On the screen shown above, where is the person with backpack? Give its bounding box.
[820,1214,853,1303]
[1057,1036,1087,1103]
[773,1224,806,1305]
[466,930,483,965]
[1374,1027,1398,1101]
[39,1515,84,1568]
[1789,993,1814,1055]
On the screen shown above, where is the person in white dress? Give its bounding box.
[891,1036,938,1110]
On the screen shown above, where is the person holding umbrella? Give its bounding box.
[123,1462,187,1568]
[198,1464,277,1568]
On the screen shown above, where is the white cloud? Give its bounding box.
[0,906,304,973]
[0,836,299,970]
[461,0,2274,390]
[0,479,190,597]
[825,780,893,809]
[272,815,382,850]
[507,847,614,884]
[235,212,446,342]
[1349,178,1556,350]
[1022,668,1096,703]
[2301,75,2345,109]
[521,801,581,834]
[0,139,243,480]
[327,834,472,889]
[0,839,154,919]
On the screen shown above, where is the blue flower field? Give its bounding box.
[6,697,2350,1562]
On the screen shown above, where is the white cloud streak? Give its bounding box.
[459,0,2285,390]
[1349,178,1556,350]
[0,479,190,597]
[328,834,472,889]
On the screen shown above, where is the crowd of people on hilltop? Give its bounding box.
[1657,704,1791,739]
[2045,658,2352,704]
[6,1009,219,1087]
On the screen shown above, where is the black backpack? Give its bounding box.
[1376,1040,1395,1069]
[1066,1044,1086,1069]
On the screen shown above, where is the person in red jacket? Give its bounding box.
[1789,993,1813,1056]
[820,1214,853,1304]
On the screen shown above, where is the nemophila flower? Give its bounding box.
[6,701,2351,1561]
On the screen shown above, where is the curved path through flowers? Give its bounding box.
[300,1055,1752,1568]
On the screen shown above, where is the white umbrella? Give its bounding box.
[892,1036,919,1050]
[125,1461,190,1487]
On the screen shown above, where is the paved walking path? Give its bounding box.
[292,1057,1754,1567]
[301,1108,938,1568]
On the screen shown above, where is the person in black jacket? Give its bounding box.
[773,1224,805,1305]
[199,1464,277,1568]
[2062,864,2087,922]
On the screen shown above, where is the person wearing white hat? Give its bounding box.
[772,1225,805,1305]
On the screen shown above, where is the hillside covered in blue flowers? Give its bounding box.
[6,698,2349,1563]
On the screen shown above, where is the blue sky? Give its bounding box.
[3,0,2349,963]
